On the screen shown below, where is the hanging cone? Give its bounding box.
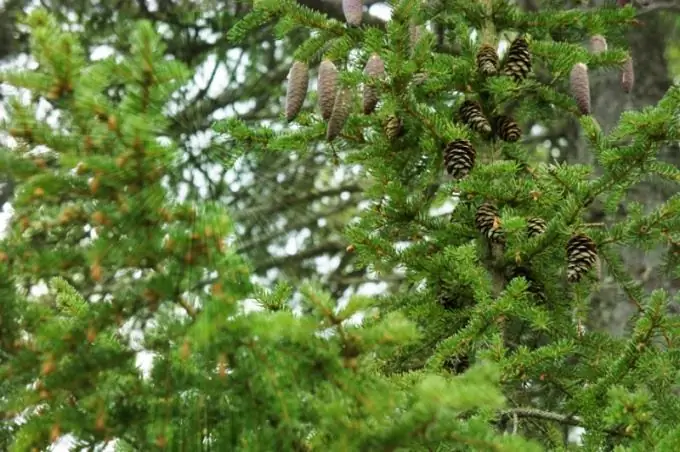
[502,36,531,82]
[285,61,309,122]
[384,115,404,140]
[589,35,607,54]
[475,203,504,243]
[327,88,352,142]
[621,56,634,93]
[476,44,499,76]
[527,217,547,238]
[459,100,491,134]
[494,115,521,142]
[443,139,475,180]
[363,53,385,115]
[318,59,338,122]
[566,233,598,282]
[342,0,363,26]
[570,63,591,115]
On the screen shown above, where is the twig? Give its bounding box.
[501,407,624,436]
[503,407,583,427]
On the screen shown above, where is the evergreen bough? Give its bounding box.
[220,0,680,450]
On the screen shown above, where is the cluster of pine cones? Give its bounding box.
[475,202,598,288]
[457,37,602,288]
[569,34,635,116]
[443,36,529,183]
[284,53,390,141]
[283,23,601,290]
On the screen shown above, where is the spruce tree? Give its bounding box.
[223,0,680,449]
[0,9,541,451]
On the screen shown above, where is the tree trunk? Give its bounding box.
[561,10,677,335]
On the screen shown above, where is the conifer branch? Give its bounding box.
[502,408,624,436]
[503,407,583,427]
[171,65,290,133]
[232,184,361,221]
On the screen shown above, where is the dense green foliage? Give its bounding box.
[0,0,368,298]
[1,0,680,450]
[222,0,680,450]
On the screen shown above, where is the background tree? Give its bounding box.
[225,0,680,449]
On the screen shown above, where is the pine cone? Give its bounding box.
[509,266,547,303]
[459,100,491,134]
[384,115,404,140]
[476,44,499,76]
[621,56,634,93]
[342,0,363,26]
[475,203,503,243]
[494,115,521,142]
[502,36,531,82]
[570,63,591,115]
[527,217,547,238]
[285,61,309,122]
[327,88,352,142]
[589,35,607,54]
[566,233,597,283]
[443,139,475,180]
[363,53,385,115]
[318,59,338,122]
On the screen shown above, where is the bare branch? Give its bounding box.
[501,408,625,436]
[254,241,346,273]
[232,184,362,221]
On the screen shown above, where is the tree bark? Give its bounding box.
[558,6,677,335]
